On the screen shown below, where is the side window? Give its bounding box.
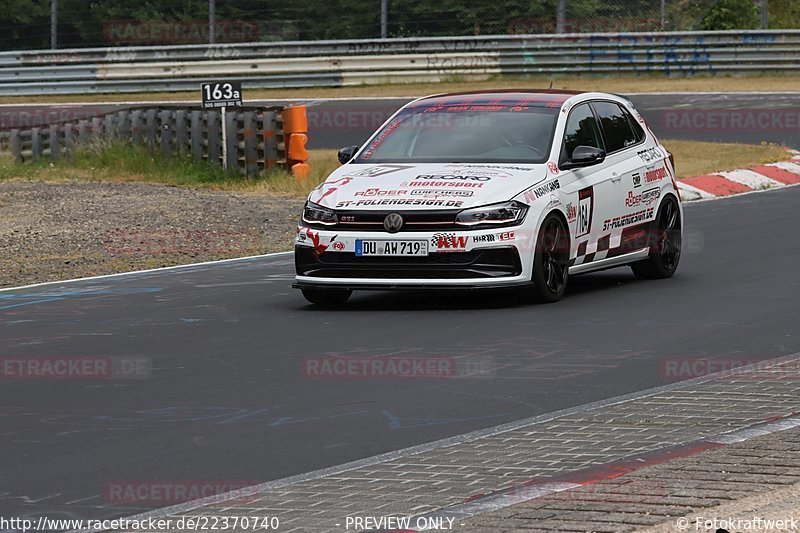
[592,101,639,153]
[562,103,603,162]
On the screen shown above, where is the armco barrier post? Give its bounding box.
[225,110,238,171]
[63,124,73,159]
[10,130,21,163]
[49,125,58,161]
[31,128,42,159]
[175,110,188,152]
[159,110,173,156]
[207,110,221,164]
[190,110,203,161]
[243,111,258,177]
[281,105,310,180]
[262,111,278,169]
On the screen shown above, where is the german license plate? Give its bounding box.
[355,240,428,256]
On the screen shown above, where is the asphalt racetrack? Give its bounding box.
[1,185,799,522]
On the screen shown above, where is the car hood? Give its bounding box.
[308,163,548,210]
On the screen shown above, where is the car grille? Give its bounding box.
[333,210,459,231]
[295,247,522,279]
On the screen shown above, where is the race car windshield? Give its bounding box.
[355,105,559,164]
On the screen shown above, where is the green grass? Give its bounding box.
[0,141,339,196]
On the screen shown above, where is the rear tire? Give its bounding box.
[529,213,570,303]
[631,195,681,280]
[301,288,352,306]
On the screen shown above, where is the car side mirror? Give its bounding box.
[337,145,359,165]
[562,145,606,169]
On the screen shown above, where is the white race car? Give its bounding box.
[294,90,682,305]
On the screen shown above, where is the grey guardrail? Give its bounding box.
[1,30,799,95]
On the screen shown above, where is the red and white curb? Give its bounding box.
[677,149,800,201]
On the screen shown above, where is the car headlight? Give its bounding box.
[455,201,528,228]
[302,202,338,226]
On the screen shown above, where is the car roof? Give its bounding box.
[407,89,585,109]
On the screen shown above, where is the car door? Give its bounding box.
[590,100,652,258]
[557,102,617,266]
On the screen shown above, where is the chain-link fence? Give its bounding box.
[1,0,796,51]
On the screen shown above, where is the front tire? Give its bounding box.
[529,213,570,303]
[301,288,352,306]
[631,195,681,279]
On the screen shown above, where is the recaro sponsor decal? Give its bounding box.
[336,199,464,208]
[576,187,593,238]
[431,233,468,252]
[354,188,408,197]
[414,174,491,181]
[523,179,560,203]
[347,164,414,177]
[410,189,474,197]
[637,147,662,164]
[603,207,655,231]
[645,166,668,183]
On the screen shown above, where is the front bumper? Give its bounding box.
[294,226,531,289]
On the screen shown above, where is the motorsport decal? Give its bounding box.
[410,189,474,197]
[645,166,668,183]
[336,199,464,208]
[624,187,661,208]
[547,161,560,175]
[576,187,593,238]
[497,231,515,241]
[632,172,642,188]
[431,233,468,252]
[523,179,560,203]
[354,188,408,197]
[603,207,655,231]
[637,147,662,164]
[414,174,491,181]
[473,234,495,243]
[346,165,414,177]
[400,180,484,188]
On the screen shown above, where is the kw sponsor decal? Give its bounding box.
[414,174,491,181]
[336,199,464,208]
[347,164,414,177]
[354,188,407,197]
[632,172,642,188]
[637,147,661,164]
[410,189,474,198]
[576,187,593,238]
[523,179,560,203]
[645,166,667,183]
[432,233,468,251]
[603,207,654,231]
